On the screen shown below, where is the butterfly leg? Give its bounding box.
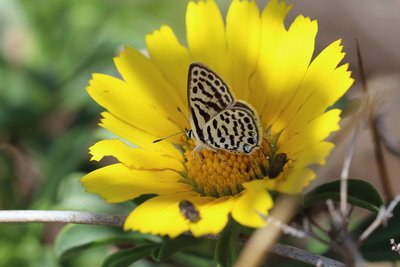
[191,144,205,163]
[209,149,227,163]
[204,139,227,163]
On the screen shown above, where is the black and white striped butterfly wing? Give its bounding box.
[187,63,234,144]
[202,101,262,154]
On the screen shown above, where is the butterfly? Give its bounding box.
[186,63,262,154]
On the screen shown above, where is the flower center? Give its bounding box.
[183,140,276,197]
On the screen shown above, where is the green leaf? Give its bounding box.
[171,251,216,267]
[215,221,241,267]
[101,244,159,267]
[54,224,149,260]
[303,179,383,212]
[55,225,121,260]
[152,235,197,262]
[131,194,157,207]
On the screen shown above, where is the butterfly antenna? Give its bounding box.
[262,137,272,146]
[153,130,186,143]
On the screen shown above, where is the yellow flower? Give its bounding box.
[81,0,353,238]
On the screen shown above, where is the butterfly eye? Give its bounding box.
[186,129,193,138]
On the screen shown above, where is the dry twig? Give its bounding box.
[359,194,400,242]
[0,210,125,227]
[340,128,359,217]
[356,39,393,200]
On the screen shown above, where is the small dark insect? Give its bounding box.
[268,153,288,178]
[179,200,201,223]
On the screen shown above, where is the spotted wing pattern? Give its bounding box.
[187,64,234,144]
[187,63,261,154]
[202,101,261,154]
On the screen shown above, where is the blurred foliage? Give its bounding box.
[0,0,189,266]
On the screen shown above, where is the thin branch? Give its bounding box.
[370,115,392,200]
[326,199,342,226]
[390,239,400,254]
[386,194,400,212]
[0,210,125,227]
[327,198,367,266]
[356,39,393,200]
[269,243,345,267]
[263,215,306,239]
[359,207,386,242]
[340,128,358,216]
[359,194,400,242]
[231,235,346,267]
[340,236,366,266]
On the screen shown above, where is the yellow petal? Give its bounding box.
[89,139,184,171]
[225,0,260,100]
[126,194,232,237]
[99,112,183,160]
[81,163,191,203]
[283,64,353,137]
[288,64,354,135]
[275,168,315,194]
[146,26,192,123]
[231,181,273,228]
[124,193,198,238]
[186,0,227,75]
[278,40,346,129]
[291,141,335,170]
[87,74,181,138]
[190,196,235,236]
[260,15,318,128]
[114,47,185,127]
[280,109,341,154]
[250,0,292,113]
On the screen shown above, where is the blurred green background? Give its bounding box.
[0,0,193,266]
